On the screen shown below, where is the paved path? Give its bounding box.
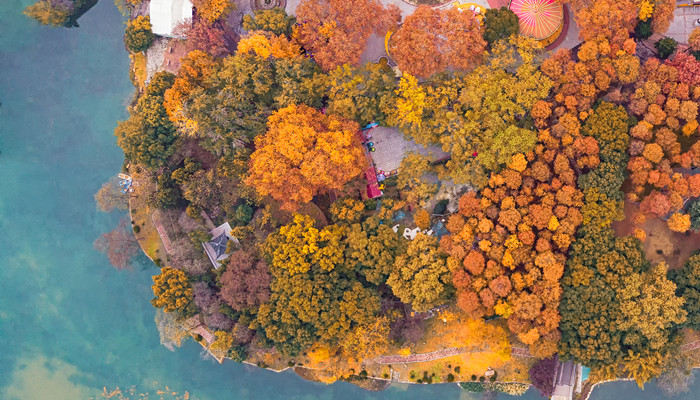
[376,347,465,364]
[667,4,700,44]
[375,345,533,364]
[681,340,700,352]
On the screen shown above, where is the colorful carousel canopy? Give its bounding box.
[509,0,564,41]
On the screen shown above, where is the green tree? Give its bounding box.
[669,254,700,329]
[115,71,178,170]
[686,198,700,231]
[634,18,653,39]
[482,7,520,46]
[387,233,450,312]
[655,37,678,60]
[125,16,154,53]
[326,62,397,126]
[180,54,325,155]
[151,267,195,315]
[23,0,72,26]
[242,7,295,36]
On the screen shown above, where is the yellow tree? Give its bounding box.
[237,31,302,59]
[246,104,366,210]
[387,233,450,312]
[151,267,194,314]
[192,0,235,24]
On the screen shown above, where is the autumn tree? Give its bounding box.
[95,177,129,212]
[94,219,139,270]
[255,215,380,354]
[329,198,365,223]
[667,213,691,232]
[657,352,696,396]
[529,357,556,397]
[566,0,637,46]
[209,330,234,359]
[689,27,700,52]
[397,153,439,207]
[151,267,195,315]
[326,62,397,126]
[191,0,234,24]
[388,233,450,312]
[24,0,73,26]
[295,0,400,71]
[389,5,486,78]
[246,104,366,210]
[176,18,229,58]
[155,309,189,351]
[345,216,406,285]
[125,16,155,53]
[218,249,271,311]
[483,7,520,46]
[242,7,295,36]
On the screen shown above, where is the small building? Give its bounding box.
[149,0,193,37]
[202,222,238,269]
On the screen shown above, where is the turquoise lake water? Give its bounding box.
[0,1,697,399]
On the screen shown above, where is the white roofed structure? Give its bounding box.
[149,0,193,37]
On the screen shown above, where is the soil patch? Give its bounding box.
[612,201,700,270]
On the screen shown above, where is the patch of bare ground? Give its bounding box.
[612,201,700,270]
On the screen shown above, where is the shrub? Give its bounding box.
[483,7,519,46]
[459,382,486,393]
[364,198,378,211]
[471,374,477,381]
[447,373,455,382]
[133,225,141,234]
[655,37,678,60]
[125,16,154,53]
[382,373,389,379]
[235,204,254,223]
[489,382,531,395]
[433,199,449,215]
[454,366,461,373]
[479,376,486,382]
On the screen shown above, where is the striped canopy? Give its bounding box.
[509,0,563,41]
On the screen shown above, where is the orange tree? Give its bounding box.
[622,55,700,221]
[245,104,366,210]
[295,0,400,71]
[389,5,486,79]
